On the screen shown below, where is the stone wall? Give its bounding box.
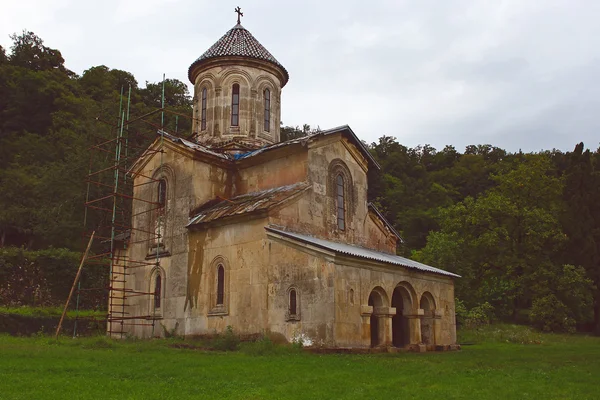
[191,64,282,145]
[269,134,397,253]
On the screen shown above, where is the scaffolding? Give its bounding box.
[74,77,196,338]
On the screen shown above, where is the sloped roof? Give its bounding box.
[157,126,380,170]
[266,226,460,278]
[187,182,310,227]
[236,125,381,170]
[189,24,288,85]
[368,202,403,243]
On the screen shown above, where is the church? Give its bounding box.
[110,12,459,350]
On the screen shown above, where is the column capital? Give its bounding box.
[360,305,373,316]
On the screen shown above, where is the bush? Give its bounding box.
[0,247,108,309]
[212,326,239,351]
[455,298,494,329]
[530,294,576,333]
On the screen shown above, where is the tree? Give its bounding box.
[416,155,572,323]
[562,143,600,334]
[9,31,70,74]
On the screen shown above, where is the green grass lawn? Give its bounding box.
[0,325,599,400]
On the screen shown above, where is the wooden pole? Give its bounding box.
[55,232,95,339]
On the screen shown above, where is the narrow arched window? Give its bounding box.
[216,264,225,305]
[264,89,270,132]
[201,88,207,131]
[154,274,162,309]
[231,84,240,126]
[336,174,345,230]
[289,289,297,315]
[158,179,167,208]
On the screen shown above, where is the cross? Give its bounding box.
[235,6,243,24]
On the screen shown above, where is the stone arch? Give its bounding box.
[420,291,436,345]
[367,286,388,347]
[219,69,253,88]
[327,159,356,230]
[193,71,217,86]
[195,74,216,96]
[391,281,416,348]
[255,75,278,92]
[208,255,230,315]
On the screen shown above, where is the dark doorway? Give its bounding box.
[368,292,380,347]
[391,286,411,347]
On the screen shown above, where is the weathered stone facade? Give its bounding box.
[110,21,458,350]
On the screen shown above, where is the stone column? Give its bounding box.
[375,306,396,347]
[250,88,257,137]
[433,309,443,345]
[360,305,373,348]
[214,86,222,137]
[407,308,424,344]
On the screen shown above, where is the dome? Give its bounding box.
[188,24,289,86]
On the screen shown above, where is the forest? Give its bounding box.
[0,32,599,335]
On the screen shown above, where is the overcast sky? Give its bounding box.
[1,0,599,152]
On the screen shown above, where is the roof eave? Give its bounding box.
[188,56,289,87]
[265,226,460,278]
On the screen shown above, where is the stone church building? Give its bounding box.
[113,17,459,350]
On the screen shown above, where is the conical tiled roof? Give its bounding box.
[188,24,288,85]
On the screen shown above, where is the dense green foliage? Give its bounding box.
[1,326,599,399]
[0,247,107,309]
[1,32,599,334]
[370,138,600,333]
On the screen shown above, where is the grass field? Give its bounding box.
[0,325,599,400]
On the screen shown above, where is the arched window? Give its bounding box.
[158,179,167,208]
[286,287,300,321]
[336,174,345,230]
[154,274,162,309]
[231,84,240,126]
[216,264,225,305]
[289,289,297,315]
[264,89,270,132]
[200,88,207,131]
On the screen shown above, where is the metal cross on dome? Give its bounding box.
[235,6,243,24]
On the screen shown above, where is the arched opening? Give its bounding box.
[336,174,345,230]
[368,288,386,347]
[200,88,207,130]
[154,273,162,309]
[420,292,436,345]
[157,179,167,209]
[216,264,225,305]
[289,289,297,315]
[264,88,270,132]
[391,285,413,347]
[231,84,240,126]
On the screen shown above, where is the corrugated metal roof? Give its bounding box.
[266,226,460,278]
[187,182,310,227]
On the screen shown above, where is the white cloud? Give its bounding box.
[1,0,599,151]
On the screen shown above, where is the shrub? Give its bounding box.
[530,294,576,333]
[212,325,239,351]
[455,298,494,329]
